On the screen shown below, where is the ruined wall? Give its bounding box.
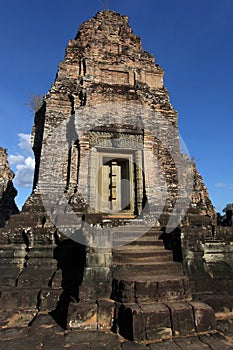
[0,147,18,227]
[190,163,215,219]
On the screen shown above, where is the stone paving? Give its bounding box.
[0,312,233,350]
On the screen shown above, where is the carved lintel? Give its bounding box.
[89,131,143,150]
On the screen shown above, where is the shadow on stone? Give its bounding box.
[159,227,182,262]
[0,179,19,228]
[117,305,134,341]
[49,230,86,329]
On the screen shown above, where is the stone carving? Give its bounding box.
[100,69,129,85]
[89,131,143,149]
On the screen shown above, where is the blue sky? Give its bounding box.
[0,0,232,213]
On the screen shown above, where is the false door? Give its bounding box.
[97,154,134,213]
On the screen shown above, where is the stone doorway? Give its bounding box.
[96,153,135,214]
[88,130,144,216]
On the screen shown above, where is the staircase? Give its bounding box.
[0,218,216,341]
[110,225,215,341]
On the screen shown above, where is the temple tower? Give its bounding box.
[3,11,233,341]
[31,10,214,228]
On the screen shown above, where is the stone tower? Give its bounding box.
[31,10,214,230]
[2,11,233,343]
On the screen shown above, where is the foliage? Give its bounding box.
[216,203,233,226]
[223,203,233,212]
[26,94,43,113]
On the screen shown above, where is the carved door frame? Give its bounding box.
[95,151,135,214]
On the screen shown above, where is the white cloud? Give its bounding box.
[214,182,233,191]
[18,133,32,156]
[8,154,25,165]
[214,182,227,188]
[14,156,35,188]
[9,133,35,189]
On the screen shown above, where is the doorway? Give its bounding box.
[96,153,134,214]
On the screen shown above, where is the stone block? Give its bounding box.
[149,340,180,350]
[174,336,211,350]
[0,266,20,286]
[116,303,146,341]
[49,269,62,289]
[216,318,233,335]
[189,301,215,332]
[64,330,120,347]
[190,276,214,294]
[67,302,98,330]
[0,309,36,328]
[68,345,89,350]
[0,287,38,310]
[157,278,186,301]
[104,253,112,267]
[42,334,65,350]
[140,303,172,340]
[29,312,62,330]
[116,303,172,340]
[87,253,106,267]
[135,280,158,301]
[97,298,115,330]
[0,336,43,350]
[166,302,195,335]
[205,261,233,279]
[214,279,233,295]
[81,267,112,300]
[199,294,233,313]
[39,289,62,311]
[27,247,55,260]
[122,341,147,349]
[111,278,135,302]
[17,267,56,288]
[118,279,135,302]
[0,327,28,341]
[199,333,233,350]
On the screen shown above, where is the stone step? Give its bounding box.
[115,301,215,341]
[0,286,63,312]
[112,234,164,247]
[111,274,191,303]
[131,234,163,242]
[112,228,162,236]
[113,244,169,251]
[0,265,21,287]
[112,231,163,247]
[113,249,173,263]
[143,229,163,237]
[65,299,115,330]
[112,261,184,276]
[0,309,37,328]
[16,266,58,288]
[51,298,215,342]
[0,287,40,311]
[4,213,53,231]
[113,236,164,248]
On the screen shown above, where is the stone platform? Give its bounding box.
[0,317,233,350]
